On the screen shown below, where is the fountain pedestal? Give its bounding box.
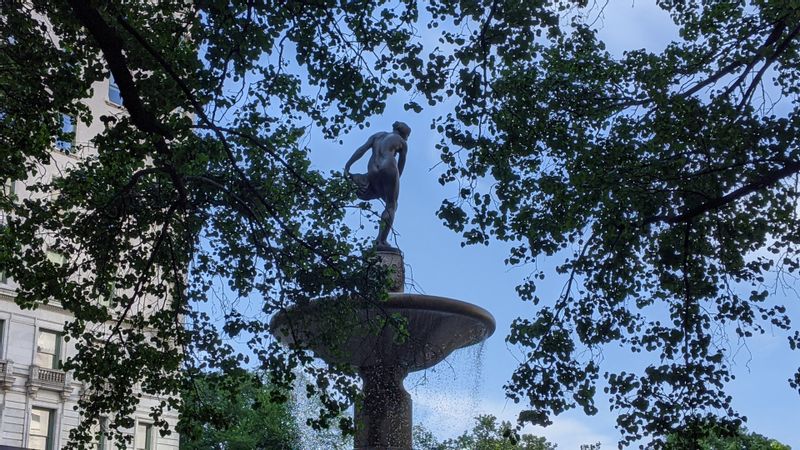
[355,367,411,449]
[270,251,494,450]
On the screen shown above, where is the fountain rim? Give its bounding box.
[380,292,496,337]
[271,292,496,339]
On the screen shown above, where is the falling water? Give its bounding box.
[290,342,488,448]
[290,372,353,450]
[406,341,488,440]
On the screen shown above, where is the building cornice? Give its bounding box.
[0,290,70,316]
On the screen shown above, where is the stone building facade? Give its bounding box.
[0,75,180,450]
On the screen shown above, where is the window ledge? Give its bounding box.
[51,147,82,160]
[104,99,125,110]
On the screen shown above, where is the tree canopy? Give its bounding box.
[178,371,299,450]
[0,0,435,446]
[665,423,791,450]
[2,0,799,448]
[414,414,557,450]
[434,0,800,445]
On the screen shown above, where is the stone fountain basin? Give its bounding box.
[270,293,495,373]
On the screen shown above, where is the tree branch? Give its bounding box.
[644,160,800,225]
[737,23,800,110]
[65,0,172,138]
[682,21,787,99]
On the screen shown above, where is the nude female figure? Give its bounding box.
[344,121,410,251]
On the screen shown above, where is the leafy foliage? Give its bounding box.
[414,414,557,450]
[4,0,799,448]
[665,423,790,450]
[0,0,445,447]
[178,371,299,450]
[431,0,800,446]
[413,424,444,450]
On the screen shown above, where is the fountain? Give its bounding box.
[270,122,495,450]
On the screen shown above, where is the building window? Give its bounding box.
[93,417,108,450]
[0,180,9,284]
[45,249,66,266]
[36,329,62,369]
[135,422,153,450]
[0,249,6,282]
[108,75,122,105]
[55,114,75,153]
[0,254,6,285]
[0,319,5,358]
[0,178,12,227]
[98,280,115,309]
[29,407,56,450]
[2,179,13,198]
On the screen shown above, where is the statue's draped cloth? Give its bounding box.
[350,172,382,201]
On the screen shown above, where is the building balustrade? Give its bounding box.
[0,359,15,390]
[26,365,72,399]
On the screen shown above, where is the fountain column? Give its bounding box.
[351,250,410,449]
[355,366,411,450]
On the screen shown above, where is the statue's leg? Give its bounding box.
[376,172,399,248]
[378,200,396,247]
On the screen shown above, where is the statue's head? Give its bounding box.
[392,121,411,139]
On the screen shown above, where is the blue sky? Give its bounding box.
[296,2,800,448]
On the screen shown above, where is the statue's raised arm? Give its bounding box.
[344,121,411,252]
[345,134,376,176]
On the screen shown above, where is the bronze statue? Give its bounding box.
[345,121,410,251]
